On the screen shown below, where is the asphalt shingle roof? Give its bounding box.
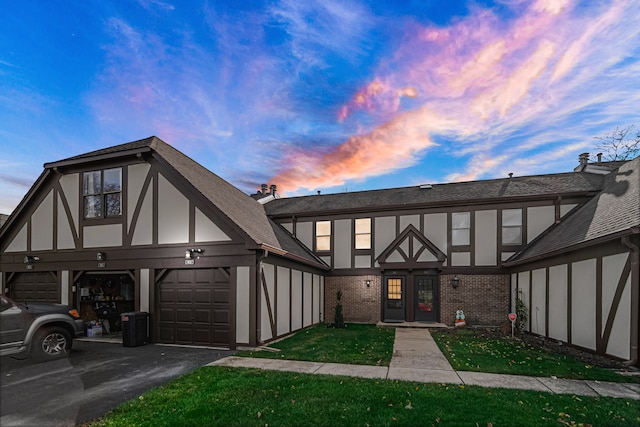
[49,136,326,269]
[509,156,640,264]
[264,172,605,216]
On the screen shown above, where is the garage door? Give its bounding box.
[10,272,58,303]
[157,268,231,347]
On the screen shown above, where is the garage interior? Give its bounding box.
[76,272,135,337]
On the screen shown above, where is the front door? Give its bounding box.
[414,275,438,322]
[383,276,405,322]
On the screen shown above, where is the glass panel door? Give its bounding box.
[415,275,438,322]
[383,276,405,322]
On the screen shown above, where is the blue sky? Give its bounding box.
[1,0,639,214]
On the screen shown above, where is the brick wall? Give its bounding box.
[324,273,510,327]
[325,275,381,324]
[440,274,510,327]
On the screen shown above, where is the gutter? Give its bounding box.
[259,244,330,271]
[621,234,639,366]
[503,228,637,268]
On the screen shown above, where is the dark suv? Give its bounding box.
[0,295,84,361]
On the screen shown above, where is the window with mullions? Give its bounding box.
[502,209,522,245]
[387,278,402,300]
[315,220,331,251]
[451,212,470,246]
[354,218,371,250]
[83,168,122,219]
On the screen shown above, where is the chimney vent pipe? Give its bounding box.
[261,183,268,194]
[270,184,277,196]
[578,152,590,166]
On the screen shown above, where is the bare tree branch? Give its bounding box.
[593,125,640,161]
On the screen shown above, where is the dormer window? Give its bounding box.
[83,168,122,219]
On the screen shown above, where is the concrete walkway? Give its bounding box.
[209,329,640,400]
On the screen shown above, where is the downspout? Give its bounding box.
[622,235,639,366]
[255,249,269,346]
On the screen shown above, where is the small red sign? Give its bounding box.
[122,316,129,322]
[509,313,517,322]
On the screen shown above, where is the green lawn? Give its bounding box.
[87,366,639,427]
[431,329,639,383]
[237,323,396,366]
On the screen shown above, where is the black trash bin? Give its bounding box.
[121,311,149,347]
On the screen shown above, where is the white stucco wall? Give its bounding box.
[277,266,291,336]
[603,253,631,360]
[517,271,530,332]
[140,268,150,312]
[158,174,189,244]
[548,264,568,342]
[57,194,75,250]
[530,268,546,335]
[303,272,313,327]
[571,259,597,350]
[260,263,275,342]
[32,190,53,251]
[236,266,251,344]
[475,210,497,266]
[334,219,351,269]
[291,270,303,331]
[83,224,123,247]
[527,205,555,243]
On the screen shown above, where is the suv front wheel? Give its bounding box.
[31,327,72,361]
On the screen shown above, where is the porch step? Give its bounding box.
[377,321,448,329]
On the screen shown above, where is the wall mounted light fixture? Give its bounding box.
[23,255,40,264]
[451,275,460,288]
[365,280,371,288]
[96,251,106,261]
[184,248,204,264]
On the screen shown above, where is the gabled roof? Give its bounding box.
[38,136,328,270]
[376,224,446,269]
[264,172,605,217]
[507,156,640,265]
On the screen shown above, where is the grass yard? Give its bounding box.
[237,323,395,366]
[431,329,639,383]
[86,366,639,427]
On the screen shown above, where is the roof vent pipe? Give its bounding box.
[508,173,513,178]
[270,184,277,196]
[578,152,590,166]
[597,153,603,163]
[261,183,268,194]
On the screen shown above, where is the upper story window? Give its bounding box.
[451,212,470,246]
[502,209,522,245]
[83,168,122,219]
[315,220,331,251]
[354,218,371,250]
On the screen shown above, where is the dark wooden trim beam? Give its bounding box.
[601,256,632,353]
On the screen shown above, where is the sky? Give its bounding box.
[1,0,639,214]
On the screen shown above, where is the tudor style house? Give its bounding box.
[0,137,638,365]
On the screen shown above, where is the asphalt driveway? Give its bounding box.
[1,340,235,426]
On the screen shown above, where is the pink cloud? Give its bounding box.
[272,0,635,193]
[273,107,459,193]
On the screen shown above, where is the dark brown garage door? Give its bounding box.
[9,272,58,303]
[157,268,231,347]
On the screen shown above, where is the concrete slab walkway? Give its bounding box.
[209,329,640,400]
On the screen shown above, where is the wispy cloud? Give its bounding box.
[270,0,640,193]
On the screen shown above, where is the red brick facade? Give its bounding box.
[325,273,510,327]
[325,275,381,324]
[439,274,510,327]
